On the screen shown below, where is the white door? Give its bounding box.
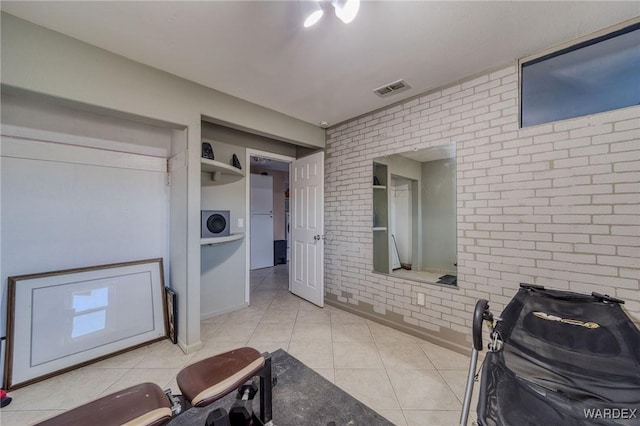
[290,151,324,307]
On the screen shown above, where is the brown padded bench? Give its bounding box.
[35,347,273,426]
[177,346,273,424]
[36,382,172,426]
[177,347,265,407]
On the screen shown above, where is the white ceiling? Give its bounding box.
[2,1,638,128]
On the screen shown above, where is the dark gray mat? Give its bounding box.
[437,274,457,285]
[169,348,393,426]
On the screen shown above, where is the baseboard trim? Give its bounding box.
[326,298,471,356]
[178,339,203,355]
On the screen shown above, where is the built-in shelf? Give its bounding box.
[201,233,245,246]
[373,185,387,190]
[373,227,387,231]
[201,158,245,183]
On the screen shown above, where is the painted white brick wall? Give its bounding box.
[325,64,640,340]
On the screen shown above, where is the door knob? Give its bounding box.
[313,235,321,241]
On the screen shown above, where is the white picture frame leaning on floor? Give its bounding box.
[4,258,168,390]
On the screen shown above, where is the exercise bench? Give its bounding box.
[36,347,273,426]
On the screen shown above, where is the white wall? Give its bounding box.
[201,140,248,318]
[0,131,170,380]
[1,92,173,157]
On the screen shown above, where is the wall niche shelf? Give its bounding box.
[201,233,245,246]
[201,158,244,183]
[373,162,390,274]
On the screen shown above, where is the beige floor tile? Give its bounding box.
[0,410,65,426]
[438,369,478,408]
[334,341,384,369]
[89,345,151,369]
[376,409,408,426]
[331,322,374,343]
[245,339,289,354]
[210,323,258,342]
[288,340,334,369]
[260,278,282,290]
[250,322,294,341]
[270,293,302,305]
[250,289,279,302]
[331,309,368,325]
[418,341,471,370]
[3,367,128,411]
[102,368,179,395]
[135,340,195,369]
[298,300,326,310]
[290,322,332,342]
[334,369,400,410]
[189,340,249,363]
[311,368,335,383]
[368,321,420,344]
[201,314,230,327]
[377,342,436,370]
[260,308,299,324]
[387,369,461,410]
[403,409,461,426]
[268,300,302,312]
[223,309,265,324]
[200,322,222,341]
[295,307,332,324]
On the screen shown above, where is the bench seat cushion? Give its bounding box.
[177,347,265,407]
[37,382,172,426]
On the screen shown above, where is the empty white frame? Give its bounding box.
[4,259,168,390]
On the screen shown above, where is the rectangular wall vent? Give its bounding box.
[373,79,411,98]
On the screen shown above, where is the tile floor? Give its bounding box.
[0,265,478,426]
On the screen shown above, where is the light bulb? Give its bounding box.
[304,9,324,28]
[334,0,359,24]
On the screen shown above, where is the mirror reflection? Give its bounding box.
[372,144,457,285]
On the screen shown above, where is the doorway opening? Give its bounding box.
[247,151,292,303]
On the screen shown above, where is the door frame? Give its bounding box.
[244,148,295,305]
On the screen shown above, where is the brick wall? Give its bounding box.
[324,64,640,347]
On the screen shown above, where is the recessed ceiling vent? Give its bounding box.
[373,79,411,98]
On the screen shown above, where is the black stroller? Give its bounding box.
[460,284,640,426]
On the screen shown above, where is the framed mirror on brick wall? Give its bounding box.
[372,144,457,286]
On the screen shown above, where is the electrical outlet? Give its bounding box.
[417,293,425,306]
[238,218,244,228]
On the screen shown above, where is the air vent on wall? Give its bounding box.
[373,79,411,98]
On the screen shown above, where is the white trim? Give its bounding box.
[1,124,168,158]
[519,16,640,65]
[245,148,295,305]
[517,17,640,129]
[1,136,166,173]
[201,233,245,245]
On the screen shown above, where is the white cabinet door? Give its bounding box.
[290,151,324,307]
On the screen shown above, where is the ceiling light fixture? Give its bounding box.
[332,0,360,24]
[301,0,360,28]
[303,1,324,28]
